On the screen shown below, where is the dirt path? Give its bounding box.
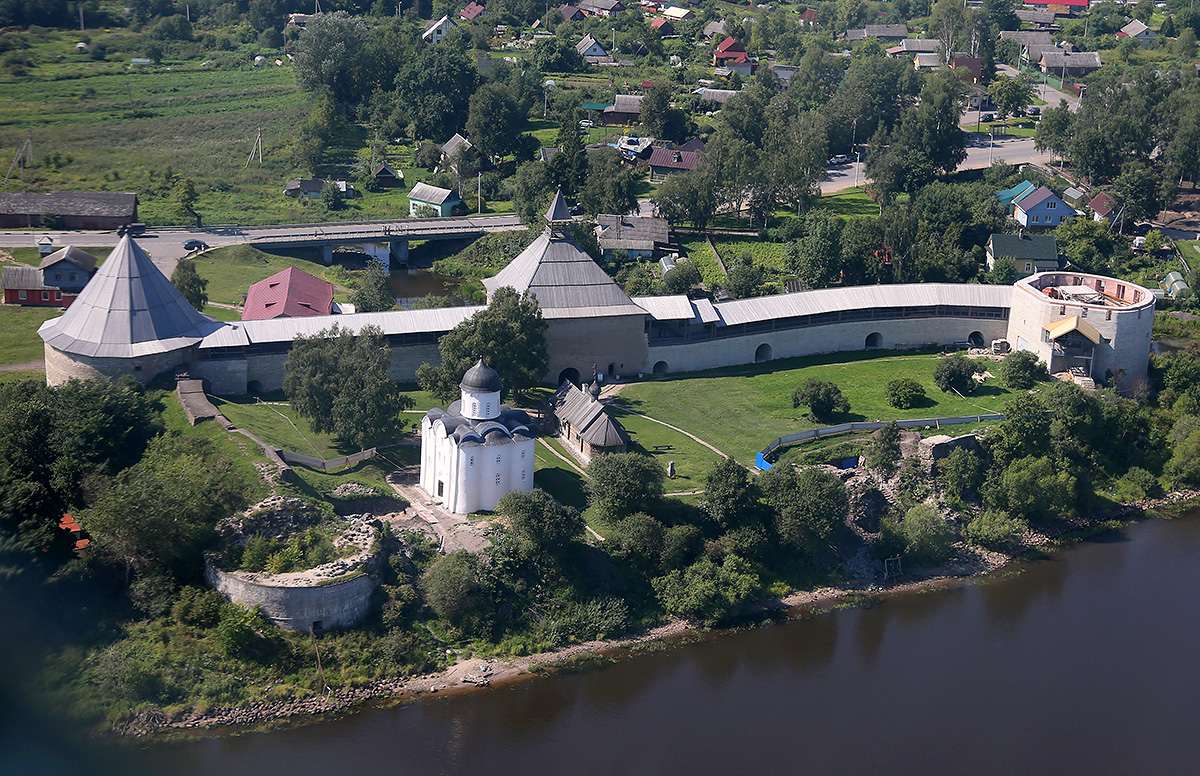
[0,360,44,372]
[608,404,729,459]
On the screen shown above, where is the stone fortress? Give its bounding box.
[38,192,1156,395]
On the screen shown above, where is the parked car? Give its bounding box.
[579,119,594,128]
[827,154,849,166]
[1027,106,1041,116]
[117,222,146,236]
[183,239,209,251]
[980,113,995,123]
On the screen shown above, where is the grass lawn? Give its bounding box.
[813,187,878,219]
[163,392,274,505]
[712,239,787,270]
[612,351,1018,465]
[193,244,354,306]
[211,396,346,458]
[0,306,59,365]
[0,370,43,383]
[609,407,725,493]
[203,305,243,322]
[968,120,1038,139]
[679,238,725,288]
[534,441,589,511]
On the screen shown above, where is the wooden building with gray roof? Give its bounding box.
[547,379,628,460]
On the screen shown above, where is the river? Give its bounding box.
[140,512,1200,775]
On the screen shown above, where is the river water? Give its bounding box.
[142,513,1200,776]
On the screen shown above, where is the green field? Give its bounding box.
[534,439,590,511]
[192,244,355,306]
[813,187,879,219]
[712,239,787,270]
[610,407,725,493]
[679,238,725,288]
[0,306,59,365]
[613,351,1018,465]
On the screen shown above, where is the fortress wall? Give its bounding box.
[205,559,379,632]
[45,343,191,387]
[545,314,650,382]
[646,317,1009,374]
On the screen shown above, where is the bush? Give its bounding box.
[885,378,926,409]
[173,586,225,628]
[964,510,1027,553]
[1112,466,1161,502]
[934,353,983,394]
[214,603,264,657]
[792,379,850,421]
[895,504,956,566]
[999,350,1048,389]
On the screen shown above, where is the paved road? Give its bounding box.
[0,213,525,276]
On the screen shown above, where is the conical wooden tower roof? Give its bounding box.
[39,235,214,358]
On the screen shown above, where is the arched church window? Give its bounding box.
[495,473,501,486]
[472,401,478,415]
[495,454,502,465]
[485,402,491,415]
[521,470,527,482]
[469,456,474,467]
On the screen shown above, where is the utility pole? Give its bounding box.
[477,172,482,213]
[79,4,84,31]
[245,127,263,167]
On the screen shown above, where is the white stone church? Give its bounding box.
[419,360,538,514]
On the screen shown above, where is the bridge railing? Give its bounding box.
[755,414,1005,470]
[247,223,490,244]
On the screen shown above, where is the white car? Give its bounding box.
[827,154,849,166]
[579,119,594,128]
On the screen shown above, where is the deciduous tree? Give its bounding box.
[170,258,208,312]
[791,379,849,421]
[351,259,395,313]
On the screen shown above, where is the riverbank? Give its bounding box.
[118,487,1200,741]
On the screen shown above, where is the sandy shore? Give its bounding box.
[116,488,1200,739]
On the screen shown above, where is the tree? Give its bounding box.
[864,421,901,476]
[351,258,395,313]
[394,46,479,142]
[611,512,666,568]
[760,465,848,549]
[497,488,583,557]
[894,503,956,566]
[508,161,555,225]
[420,550,492,637]
[170,258,208,312]
[531,37,584,73]
[989,455,1076,522]
[1054,217,1122,274]
[465,83,524,161]
[321,180,346,211]
[723,255,767,299]
[580,148,637,216]
[587,453,665,518]
[170,175,201,227]
[663,259,701,294]
[987,75,1033,121]
[893,73,967,179]
[550,109,588,197]
[703,456,758,529]
[652,555,759,626]
[417,286,548,403]
[1165,426,1200,487]
[283,323,413,447]
[640,83,670,138]
[294,11,370,107]
[999,350,1048,389]
[940,446,983,507]
[964,510,1026,552]
[885,378,925,409]
[792,379,849,421]
[82,436,246,583]
[788,211,844,288]
[933,353,984,394]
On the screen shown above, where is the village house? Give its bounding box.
[1022,0,1088,15]
[1118,19,1156,45]
[241,267,336,321]
[887,39,944,58]
[1013,186,1072,230]
[602,94,643,125]
[371,161,403,187]
[1039,50,1101,78]
[661,5,693,21]
[1089,192,1116,222]
[648,145,702,182]
[595,214,671,260]
[558,4,587,21]
[650,17,675,36]
[283,178,325,199]
[578,0,626,17]
[986,233,1061,276]
[713,36,755,75]
[842,24,909,41]
[440,132,476,173]
[798,8,818,26]
[1,245,98,307]
[576,33,609,61]
[703,19,726,41]
[459,2,486,21]
[422,15,458,44]
[408,182,463,217]
[0,191,137,230]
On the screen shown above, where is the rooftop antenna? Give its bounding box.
[4,130,33,184]
[314,0,322,13]
[245,126,263,167]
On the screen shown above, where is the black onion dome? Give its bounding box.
[459,359,503,393]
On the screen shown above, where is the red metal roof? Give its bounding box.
[1089,192,1115,217]
[242,267,335,321]
[460,2,485,20]
[715,36,745,53]
[648,147,703,171]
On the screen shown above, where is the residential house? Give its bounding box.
[1089,192,1116,222]
[662,6,693,21]
[999,29,1054,48]
[459,2,486,21]
[650,17,675,35]
[648,146,702,182]
[713,36,756,75]
[1015,8,1058,27]
[1013,186,1072,229]
[283,178,325,199]
[842,24,909,42]
[538,147,561,164]
[409,182,463,217]
[422,15,459,44]
[1022,0,1088,14]
[242,267,336,321]
[986,233,1061,276]
[1038,50,1101,78]
[558,4,587,20]
[887,38,943,58]
[1,245,98,307]
[1024,42,1075,67]
[579,0,626,17]
[440,133,484,175]
[914,52,942,71]
[703,19,727,41]
[594,214,671,260]
[0,191,137,230]
[285,13,311,28]
[798,8,818,26]
[547,380,629,460]
[577,33,609,60]
[950,54,982,82]
[371,161,403,187]
[997,181,1037,211]
[602,94,642,125]
[1118,19,1156,45]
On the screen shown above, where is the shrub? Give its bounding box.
[885,377,926,409]
[173,586,225,628]
[964,510,1027,553]
[1112,466,1161,502]
[999,350,1048,389]
[792,379,850,421]
[934,353,983,394]
[896,504,956,566]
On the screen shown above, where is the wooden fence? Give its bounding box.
[279,448,377,472]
